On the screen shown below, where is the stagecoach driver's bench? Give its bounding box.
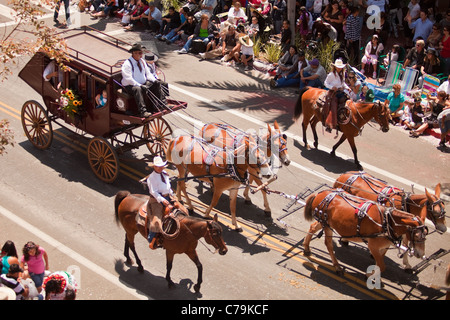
[121,43,163,118]
[145,156,176,249]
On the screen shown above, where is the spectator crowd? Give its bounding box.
[78,0,450,145]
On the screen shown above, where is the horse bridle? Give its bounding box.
[426,197,446,223]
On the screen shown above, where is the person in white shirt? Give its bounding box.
[227,1,247,25]
[323,58,349,131]
[437,75,450,95]
[121,43,162,117]
[145,156,175,249]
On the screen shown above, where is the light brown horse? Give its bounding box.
[303,189,428,275]
[166,134,273,231]
[114,190,228,293]
[333,171,446,271]
[293,87,390,170]
[199,121,290,217]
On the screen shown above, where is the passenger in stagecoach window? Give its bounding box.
[95,89,107,109]
[146,156,175,249]
[121,43,163,118]
[43,59,63,88]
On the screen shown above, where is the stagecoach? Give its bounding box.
[19,26,186,183]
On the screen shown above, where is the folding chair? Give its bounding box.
[399,67,419,92]
[382,60,403,88]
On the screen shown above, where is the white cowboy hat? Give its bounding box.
[331,58,346,69]
[239,35,254,47]
[0,287,16,300]
[153,156,167,167]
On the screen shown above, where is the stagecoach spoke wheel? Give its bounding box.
[143,118,173,157]
[87,137,120,183]
[21,100,53,150]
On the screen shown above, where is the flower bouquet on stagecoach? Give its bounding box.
[58,88,85,124]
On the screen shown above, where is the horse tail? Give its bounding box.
[114,190,130,225]
[293,87,310,121]
[304,193,317,221]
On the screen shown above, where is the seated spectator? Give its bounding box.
[382,44,400,68]
[271,45,299,85]
[410,91,450,137]
[312,17,337,44]
[156,6,181,38]
[271,50,308,88]
[346,70,361,101]
[1,240,19,275]
[403,97,424,130]
[403,39,426,71]
[384,83,405,123]
[228,1,247,25]
[360,34,384,79]
[142,2,163,33]
[119,0,137,26]
[299,58,327,90]
[418,48,441,86]
[204,30,221,52]
[91,0,120,18]
[246,16,260,38]
[124,0,149,31]
[438,75,450,95]
[194,0,217,20]
[177,14,216,54]
[438,106,450,148]
[164,13,197,44]
[238,35,254,71]
[358,85,375,103]
[427,24,442,49]
[43,271,78,300]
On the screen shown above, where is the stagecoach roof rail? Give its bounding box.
[62,26,133,75]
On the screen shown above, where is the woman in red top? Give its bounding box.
[439,26,450,75]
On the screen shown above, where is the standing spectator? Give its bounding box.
[142,2,163,34]
[386,0,400,38]
[439,26,450,76]
[53,0,71,27]
[280,19,292,52]
[323,1,344,41]
[296,6,312,42]
[367,0,386,12]
[310,0,329,21]
[272,0,286,34]
[403,0,421,40]
[20,241,49,294]
[344,6,361,65]
[407,9,434,44]
[0,264,29,300]
[438,9,450,31]
[1,241,19,275]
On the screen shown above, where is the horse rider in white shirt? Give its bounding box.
[121,43,163,118]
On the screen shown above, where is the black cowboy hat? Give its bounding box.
[128,43,145,53]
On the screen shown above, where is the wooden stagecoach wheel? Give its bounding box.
[21,100,53,150]
[87,137,120,183]
[143,117,173,157]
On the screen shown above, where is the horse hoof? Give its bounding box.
[339,239,349,247]
[137,265,144,273]
[263,211,272,218]
[335,268,344,277]
[303,249,311,256]
[194,284,201,293]
[305,144,311,150]
[125,258,133,266]
[314,142,318,149]
[188,208,195,215]
[233,226,243,232]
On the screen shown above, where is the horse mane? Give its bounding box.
[304,193,316,221]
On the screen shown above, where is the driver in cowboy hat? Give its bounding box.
[323,58,350,132]
[145,156,176,249]
[121,43,164,118]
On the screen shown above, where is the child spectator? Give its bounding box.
[238,35,254,71]
[20,241,49,294]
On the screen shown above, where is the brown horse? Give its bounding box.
[293,87,390,170]
[199,121,290,217]
[333,171,446,271]
[114,190,228,293]
[303,189,428,275]
[166,134,273,231]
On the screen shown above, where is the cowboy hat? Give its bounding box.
[145,53,159,62]
[128,43,145,53]
[153,156,167,167]
[331,58,346,69]
[0,287,16,300]
[239,35,254,47]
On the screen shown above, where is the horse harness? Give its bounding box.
[313,189,408,246]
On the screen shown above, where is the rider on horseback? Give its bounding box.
[146,156,175,249]
[323,59,350,132]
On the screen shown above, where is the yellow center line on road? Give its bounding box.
[0,101,398,300]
